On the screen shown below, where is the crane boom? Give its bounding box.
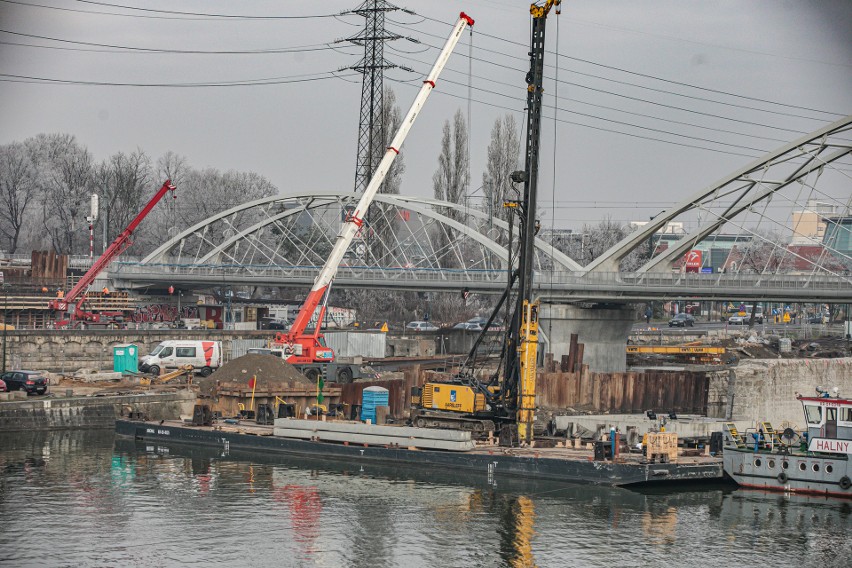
[280,12,474,363]
[50,179,176,322]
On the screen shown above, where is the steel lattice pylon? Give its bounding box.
[349,0,404,193]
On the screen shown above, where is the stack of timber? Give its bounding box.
[273,418,476,452]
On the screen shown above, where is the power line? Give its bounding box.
[389,48,793,145]
[567,16,852,72]
[0,29,337,54]
[72,0,343,19]
[385,76,762,160]
[0,70,356,87]
[0,0,212,20]
[402,14,845,118]
[401,33,820,135]
[436,74,771,154]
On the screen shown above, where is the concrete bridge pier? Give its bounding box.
[539,304,635,372]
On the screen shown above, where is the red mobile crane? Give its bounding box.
[270,12,475,382]
[49,180,176,328]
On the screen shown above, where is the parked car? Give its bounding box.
[0,371,48,395]
[728,313,764,325]
[0,378,6,392]
[668,314,695,327]
[406,321,438,332]
[453,321,484,331]
[466,317,505,332]
[808,314,828,324]
[259,317,291,330]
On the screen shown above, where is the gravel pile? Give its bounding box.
[197,354,311,396]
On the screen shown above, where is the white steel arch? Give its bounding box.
[585,115,852,275]
[142,192,582,273]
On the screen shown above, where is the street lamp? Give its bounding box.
[2,284,7,374]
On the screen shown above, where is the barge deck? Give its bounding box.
[116,419,725,487]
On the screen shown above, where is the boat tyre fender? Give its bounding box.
[777,472,788,485]
[840,476,852,490]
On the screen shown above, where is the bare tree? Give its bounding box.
[34,134,93,254]
[433,109,470,212]
[481,114,520,225]
[552,217,648,270]
[174,168,277,230]
[98,149,153,246]
[156,151,189,187]
[432,109,469,267]
[728,230,785,273]
[380,87,405,195]
[0,142,39,253]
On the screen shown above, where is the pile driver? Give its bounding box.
[411,1,561,446]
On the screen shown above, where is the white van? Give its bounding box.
[139,340,222,376]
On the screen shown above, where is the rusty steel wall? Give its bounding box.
[30,250,68,282]
[537,369,709,414]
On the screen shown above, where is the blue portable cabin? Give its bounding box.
[360,386,389,423]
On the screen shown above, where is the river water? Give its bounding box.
[1,430,850,568]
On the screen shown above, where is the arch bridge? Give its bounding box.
[109,116,852,304]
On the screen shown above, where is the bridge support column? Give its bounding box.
[539,304,635,372]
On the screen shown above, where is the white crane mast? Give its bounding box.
[313,12,474,293]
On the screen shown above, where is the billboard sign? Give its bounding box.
[685,250,702,273]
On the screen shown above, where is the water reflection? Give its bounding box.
[0,430,850,568]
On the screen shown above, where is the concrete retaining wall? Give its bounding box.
[0,329,279,373]
[707,357,852,428]
[0,391,196,432]
[540,304,635,372]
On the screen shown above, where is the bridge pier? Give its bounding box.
[539,304,635,372]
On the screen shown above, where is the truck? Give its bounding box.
[139,340,222,377]
[269,12,475,385]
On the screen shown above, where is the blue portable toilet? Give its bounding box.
[113,344,139,374]
[360,386,389,423]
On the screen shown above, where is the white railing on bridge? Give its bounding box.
[109,261,852,293]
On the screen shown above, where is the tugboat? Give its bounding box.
[723,387,852,498]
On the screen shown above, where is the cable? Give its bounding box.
[0,29,338,54]
[0,0,219,20]
[394,60,775,154]
[388,47,802,144]
[400,31,827,135]
[72,0,343,19]
[0,70,357,88]
[408,12,845,118]
[387,76,762,159]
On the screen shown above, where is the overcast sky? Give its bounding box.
[1,0,850,233]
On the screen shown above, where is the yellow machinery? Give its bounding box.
[409,1,557,446]
[516,300,540,443]
[410,383,496,433]
[626,345,726,364]
[140,364,194,386]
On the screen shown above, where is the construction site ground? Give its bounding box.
[20,332,852,399]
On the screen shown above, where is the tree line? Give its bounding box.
[0,133,277,258]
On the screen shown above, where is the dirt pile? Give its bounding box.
[196,354,311,396]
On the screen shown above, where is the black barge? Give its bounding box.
[116,419,724,487]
